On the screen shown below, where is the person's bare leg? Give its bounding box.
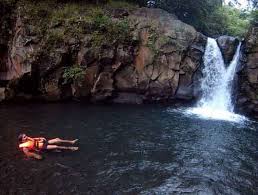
[46,145,79,151]
[47,138,78,145]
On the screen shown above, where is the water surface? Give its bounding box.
[0,103,258,194]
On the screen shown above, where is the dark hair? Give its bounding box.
[18,134,26,143]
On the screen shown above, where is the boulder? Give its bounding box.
[217,35,239,65]
[120,8,206,102]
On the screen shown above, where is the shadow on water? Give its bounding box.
[0,103,258,194]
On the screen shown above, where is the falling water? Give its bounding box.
[187,38,246,122]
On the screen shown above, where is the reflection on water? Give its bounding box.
[0,103,258,194]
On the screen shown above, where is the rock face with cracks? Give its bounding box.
[237,23,258,118]
[216,35,239,65]
[0,2,207,104]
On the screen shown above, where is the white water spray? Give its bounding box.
[187,38,246,122]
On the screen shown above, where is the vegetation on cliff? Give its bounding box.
[205,5,251,37]
[0,0,208,103]
[63,66,85,84]
[250,9,258,24]
[16,0,133,52]
[117,0,256,37]
[0,0,16,45]
[1,0,257,38]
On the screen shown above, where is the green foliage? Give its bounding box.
[113,19,132,42]
[204,5,251,37]
[50,4,94,37]
[147,27,159,52]
[91,17,132,48]
[157,0,256,37]
[91,8,111,29]
[63,66,85,84]
[127,0,254,37]
[16,0,255,52]
[158,35,170,46]
[51,3,84,20]
[250,10,258,24]
[155,0,222,32]
[18,1,55,37]
[224,7,250,37]
[5,0,258,42]
[46,29,66,45]
[18,0,133,52]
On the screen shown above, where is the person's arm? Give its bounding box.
[26,137,35,141]
[22,148,43,160]
[33,137,46,141]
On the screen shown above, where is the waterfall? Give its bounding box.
[187,38,246,122]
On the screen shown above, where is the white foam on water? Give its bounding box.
[186,107,247,123]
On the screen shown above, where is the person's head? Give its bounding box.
[18,134,28,143]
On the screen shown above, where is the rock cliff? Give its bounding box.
[0,1,207,104]
[237,23,258,117]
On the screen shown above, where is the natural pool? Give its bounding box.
[0,103,258,194]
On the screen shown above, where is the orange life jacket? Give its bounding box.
[19,139,44,150]
[19,140,34,149]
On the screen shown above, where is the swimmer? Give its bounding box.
[18,134,79,160]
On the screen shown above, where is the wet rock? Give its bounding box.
[0,88,5,102]
[99,47,115,66]
[72,66,99,99]
[44,80,61,101]
[237,23,258,117]
[112,92,143,104]
[77,47,97,67]
[5,16,39,80]
[91,72,114,102]
[217,35,239,65]
[134,29,155,72]
[237,97,248,105]
[245,26,258,53]
[115,65,138,91]
[176,33,207,100]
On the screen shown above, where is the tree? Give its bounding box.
[250,9,258,25]
[225,0,258,9]
[151,0,222,35]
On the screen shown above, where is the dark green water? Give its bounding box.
[0,103,258,194]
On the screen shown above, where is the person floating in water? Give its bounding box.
[18,134,79,160]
